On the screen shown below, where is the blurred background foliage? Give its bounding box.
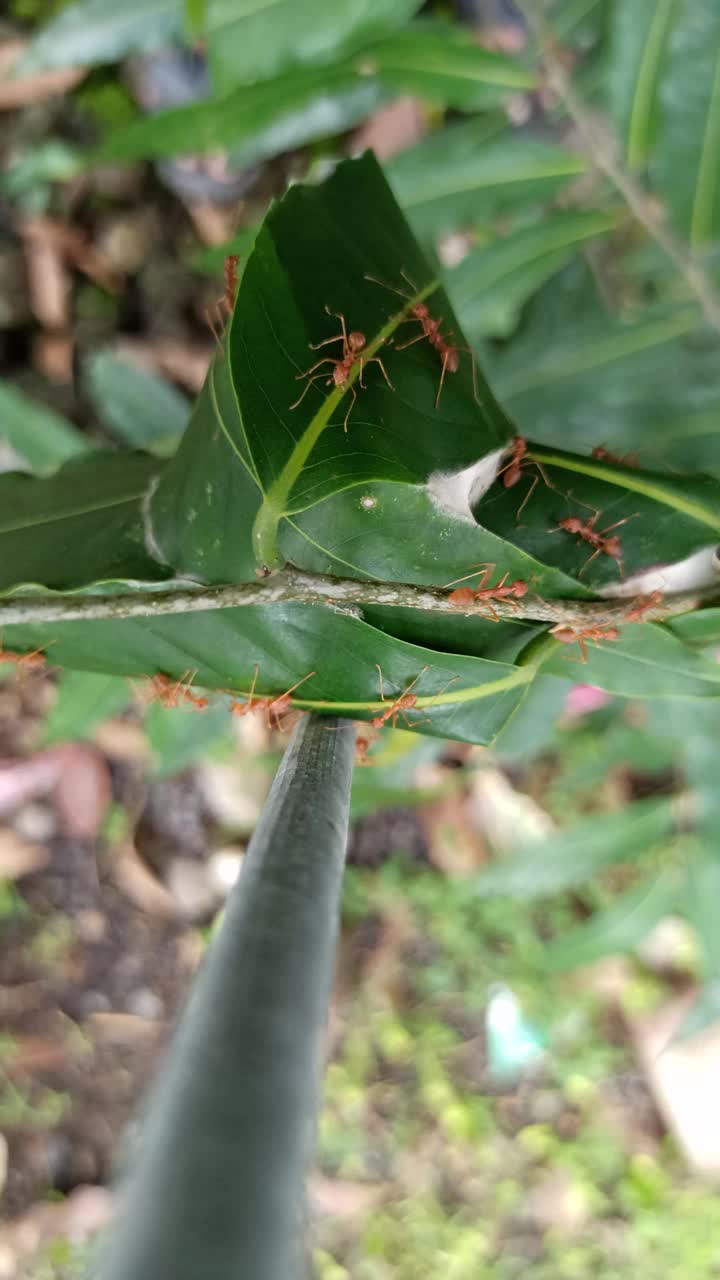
[3,0,720,1275]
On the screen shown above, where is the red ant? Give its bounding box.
[371,665,429,730]
[0,647,47,670]
[446,564,529,618]
[624,591,664,623]
[229,666,316,730]
[365,271,480,409]
[0,640,51,673]
[591,446,639,467]
[555,508,637,577]
[290,307,393,432]
[496,436,556,521]
[550,623,620,663]
[146,671,209,710]
[207,253,240,346]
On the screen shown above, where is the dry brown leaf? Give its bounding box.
[112,336,212,392]
[0,827,48,879]
[0,754,62,816]
[309,1174,385,1218]
[352,96,426,160]
[111,842,183,919]
[52,744,112,840]
[32,332,74,382]
[0,41,85,109]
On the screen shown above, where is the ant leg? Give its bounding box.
[295,357,337,380]
[456,345,482,407]
[599,513,640,535]
[289,367,334,410]
[325,307,349,348]
[516,473,539,522]
[578,548,601,577]
[444,562,496,589]
[364,272,412,302]
[394,324,428,351]
[342,386,357,432]
[367,356,394,390]
[309,333,346,351]
[435,351,450,409]
[578,637,588,663]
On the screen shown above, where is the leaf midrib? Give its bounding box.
[0,490,147,535]
[529,446,720,531]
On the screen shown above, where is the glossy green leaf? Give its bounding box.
[446,210,619,340]
[652,2,720,245]
[0,453,168,593]
[146,700,232,776]
[542,623,720,699]
[367,20,536,109]
[84,353,190,457]
[687,852,720,980]
[476,443,720,592]
[42,671,131,744]
[667,606,720,648]
[543,870,682,971]
[99,714,354,1280]
[20,0,182,72]
[152,153,514,580]
[385,120,587,244]
[206,0,422,95]
[280,481,588,596]
[606,0,676,170]
[490,263,720,470]
[474,797,677,898]
[93,62,387,166]
[0,382,88,472]
[4,604,534,747]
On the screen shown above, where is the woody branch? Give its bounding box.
[0,569,715,628]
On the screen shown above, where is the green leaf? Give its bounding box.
[92,62,387,167]
[206,0,422,95]
[490,264,720,469]
[0,453,169,592]
[366,20,536,109]
[0,382,88,472]
[542,623,720,699]
[386,120,587,244]
[446,210,620,341]
[146,700,232,775]
[651,2,720,245]
[98,714,354,1280]
[667,607,720,648]
[687,852,720,980]
[42,671,131,744]
[474,797,677,898]
[19,0,182,72]
[280,481,588,596]
[543,870,682,971]
[476,442,720,592]
[84,352,190,457]
[606,0,676,170]
[151,153,514,579]
[4,604,534,747]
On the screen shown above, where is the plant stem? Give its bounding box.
[525,6,720,335]
[1,568,716,629]
[99,713,355,1280]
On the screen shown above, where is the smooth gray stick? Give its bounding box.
[97,714,356,1280]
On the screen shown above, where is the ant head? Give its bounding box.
[511,580,528,597]
[415,303,429,319]
[348,331,366,352]
[560,516,582,532]
[603,627,620,641]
